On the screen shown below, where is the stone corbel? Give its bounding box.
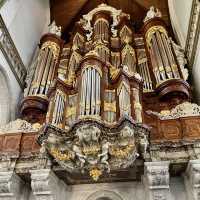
[30,169,69,200]
[143,161,170,200]
[0,171,24,200]
[184,160,200,200]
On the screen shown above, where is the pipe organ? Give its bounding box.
[20,4,192,181]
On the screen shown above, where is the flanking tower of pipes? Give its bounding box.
[21,22,63,123]
[142,9,190,99]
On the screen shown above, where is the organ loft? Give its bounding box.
[0,3,200,200]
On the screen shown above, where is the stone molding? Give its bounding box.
[0,171,24,199]
[30,169,68,200]
[143,161,170,200]
[185,160,200,200]
[0,15,26,89]
[185,0,200,68]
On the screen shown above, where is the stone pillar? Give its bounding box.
[143,161,171,200]
[0,171,24,200]
[30,169,69,200]
[185,160,200,200]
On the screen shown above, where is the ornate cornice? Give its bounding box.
[0,15,26,89]
[147,102,200,120]
[0,119,41,133]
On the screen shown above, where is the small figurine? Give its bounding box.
[144,6,162,22]
[48,21,62,37]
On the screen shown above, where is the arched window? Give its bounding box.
[86,190,123,200]
[0,70,10,126]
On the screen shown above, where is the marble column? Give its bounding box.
[0,171,24,200]
[30,169,69,200]
[185,160,200,200]
[143,161,171,200]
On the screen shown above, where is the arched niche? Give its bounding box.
[0,69,11,126]
[86,190,123,200]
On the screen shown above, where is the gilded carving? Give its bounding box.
[104,101,116,112]
[146,26,168,48]
[39,122,149,181]
[41,41,60,60]
[0,119,41,133]
[147,102,200,120]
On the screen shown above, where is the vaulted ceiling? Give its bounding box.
[50,0,170,41]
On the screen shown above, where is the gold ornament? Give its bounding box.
[89,168,102,181]
[110,144,135,159]
[104,101,116,112]
[41,41,60,60]
[83,144,100,156]
[32,123,42,130]
[66,107,76,118]
[160,110,171,116]
[110,65,120,79]
[50,148,72,161]
[145,26,168,49]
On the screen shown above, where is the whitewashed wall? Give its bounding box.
[0,0,50,68]
[168,0,192,48]
[0,51,21,123]
[0,0,50,123]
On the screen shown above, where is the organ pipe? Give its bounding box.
[52,90,66,127]
[80,67,101,117]
[118,83,131,117]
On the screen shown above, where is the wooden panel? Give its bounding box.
[1,134,22,155]
[21,133,40,155]
[160,120,182,140]
[181,117,200,139]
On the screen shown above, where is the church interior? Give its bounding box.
[0,0,199,200]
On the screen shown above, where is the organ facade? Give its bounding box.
[0,4,200,200]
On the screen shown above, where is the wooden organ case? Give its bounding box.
[5,4,199,183]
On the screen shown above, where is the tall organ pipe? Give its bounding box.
[80,67,101,117]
